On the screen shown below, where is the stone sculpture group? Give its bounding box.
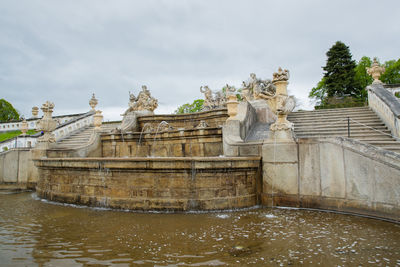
[117,85,158,133]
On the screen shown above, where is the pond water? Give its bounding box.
[0,191,399,266]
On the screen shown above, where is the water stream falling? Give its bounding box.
[138,123,151,147]
[272,131,277,208]
[151,121,169,156]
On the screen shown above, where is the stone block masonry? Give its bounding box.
[262,137,400,222]
[34,157,261,211]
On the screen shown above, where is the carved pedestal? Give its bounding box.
[226,94,239,120]
[93,110,103,130]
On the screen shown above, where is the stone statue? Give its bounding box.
[135,85,158,112]
[241,73,276,101]
[200,86,227,111]
[272,67,290,83]
[117,85,159,133]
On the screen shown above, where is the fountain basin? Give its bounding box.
[34,156,261,211]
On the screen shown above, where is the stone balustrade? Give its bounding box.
[368,83,400,139]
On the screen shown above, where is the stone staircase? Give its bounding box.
[287,106,400,153]
[53,123,118,149]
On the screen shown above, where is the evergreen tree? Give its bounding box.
[0,99,20,122]
[323,41,360,98]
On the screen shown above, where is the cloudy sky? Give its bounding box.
[1,0,399,120]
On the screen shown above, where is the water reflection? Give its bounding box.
[0,192,399,266]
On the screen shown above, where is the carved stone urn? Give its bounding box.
[89,93,98,111]
[226,94,239,119]
[36,101,57,147]
[93,110,103,130]
[367,58,385,84]
[31,106,39,118]
[20,119,28,135]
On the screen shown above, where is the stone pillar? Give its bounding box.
[262,67,298,207]
[35,101,57,151]
[20,119,28,135]
[268,68,294,141]
[93,110,103,130]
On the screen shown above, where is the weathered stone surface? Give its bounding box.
[344,149,374,200]
[35,157,261,211]
[264,137,400,222]
[373,160,400,205]
[3,150,18,182]
[262,141,298,163]
[299,140,321,196]
[102,127,223,157]
[319,142,345,198]
[262,141,299,198]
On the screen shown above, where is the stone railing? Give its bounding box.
[0,112,89,132]
[368,83,400,139]
[52,111,95,141]
[0,111,95,152]
[223,101,258,156]
[0,135,39,152]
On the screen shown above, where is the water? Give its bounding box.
[151,121,169,156]
[1,192,400,266]
[138,123,152,146]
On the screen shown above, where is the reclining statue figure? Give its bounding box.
[116,85,158,133]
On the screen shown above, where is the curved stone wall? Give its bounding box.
[101,127,223,158]
[138,108,228,130]
[35,157,261,211]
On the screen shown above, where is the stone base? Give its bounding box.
[34,157,262,211]
[261,140,298,207]
[268,129,294,141]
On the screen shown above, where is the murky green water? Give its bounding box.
[0,191,399,266]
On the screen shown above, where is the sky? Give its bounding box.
[1,0,399,121]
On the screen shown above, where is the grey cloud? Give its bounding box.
[0,0,399,119]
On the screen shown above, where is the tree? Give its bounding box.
[323,41,360,98]
[175,99,204,114]
[380,59,400,84]
[308,77,327,105]
[0,99,20,122]
[354,56,374,100]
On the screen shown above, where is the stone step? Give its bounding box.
[292,120,384,126]
[291,106,370,115]
[365,140,400,145]
[56,139,88,144]
[290,108,374,114]
[289,115,380,121]
[295,133,394,140]
[294,125,387,131]
[288,114,378,121]
[60,136,91,141]
[295,129,391,135]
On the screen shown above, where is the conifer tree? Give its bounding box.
[323,41,360,98]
